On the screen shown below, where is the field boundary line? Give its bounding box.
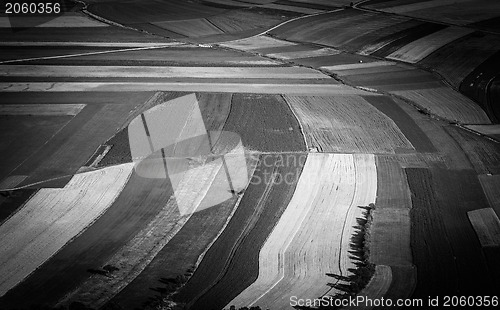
[281,95,309,150]
[0,45,183,65]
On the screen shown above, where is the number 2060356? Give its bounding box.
[4,2,61,14]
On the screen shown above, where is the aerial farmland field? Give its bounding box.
[0,1,499,310]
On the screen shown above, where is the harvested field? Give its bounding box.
[0,164,134,297]
[344,265,392,310]
[0,115,72,182]
[222,94,306,152]
[370,23,447,58]
[0,104,85,116]
[371,156,412,266]
[386,27,474,63]
[468,208,500,247]
[321,61,397,73]
[0,171,174,309]
[392,87,491,124]
[152,19,223,37]
[445,126,500,174]
[419,32,500,88]
[229,154,377,309]
[289,53,376,68]
[285,95,414,153]
[0,65,327,79]
[466,125,500,140]
[363,95,435,152]
[175,154,304,310]
[479,174,500,215]
[220,35,297,51]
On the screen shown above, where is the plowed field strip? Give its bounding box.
[220,35,297,51]
[152,18,223,37]
[175,154,304,310]
[229,154,377,310]
[0,164,134,297]
[0,104,85,116]
[386,27,474,63]
[285,95,414,153]
[363,95,435,152]
[406,168,457,297]
[445,126,500,174]
[222,93,306,152]
[371,156,412,266]
[468,208,500,247]
[0,172,173,309]
[383,265,417,303]
[345,265,392,310]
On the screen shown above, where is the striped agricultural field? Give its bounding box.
[266,47,340,60]
[228,153,377,309]
[344,265,393,310]
[0,163,134,297]
[466,125,500,140]
[284,95,414,153]
[392,87,491,124]
[468,208,500,247]
[479,174,500,215]
[386,26,474,63]
[260,3,323,14]
[0,15,109,28]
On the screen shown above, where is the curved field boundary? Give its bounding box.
[386,26,474,63]
[219,35,297,51]
[479,174,500,215]
[344,265,392,310]
[392,87,491,124]
[465,125,500,140]
[59,157,231,308]
[0,163,134,297]
[266,47,340,60]
[175,153,304,310]
[285,95,414,153]
[467,208,500,247]
[228,153,377,309]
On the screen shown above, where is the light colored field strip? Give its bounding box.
[386,27,475,63]
[392,87,491,124]
[0,82,375,95]
[219,35,297,51]
[0,16,108,28]
[0,65,327,79]
[0,163,134,297]
[229,153,378,309]
[0,42,181,47]
[285,95,414,153]
[344,265,393,310]
[466,125,500,138]
[0,44,185,65]
[320,61,397,71]
[0,104,85,116]
[478,174,500,212]
[0,175,27,191]
[266,47,341,60]
[468,208,500,247]
[261,3,324,14]
[381,0,473,14]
